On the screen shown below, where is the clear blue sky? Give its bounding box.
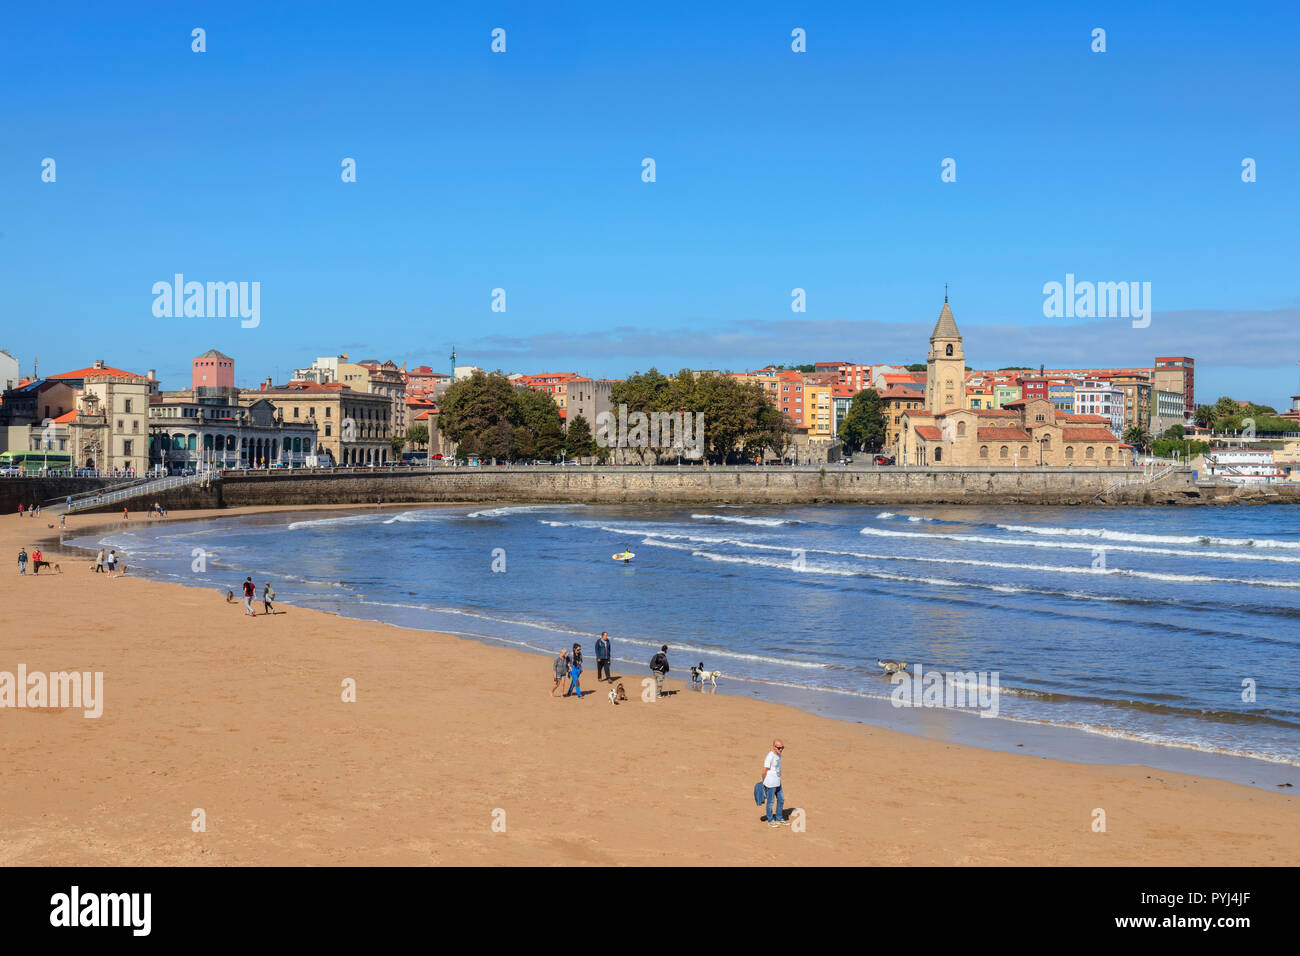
[3,0,1298,407]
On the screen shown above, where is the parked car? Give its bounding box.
[431,454,444,460]
[874,455,895,466]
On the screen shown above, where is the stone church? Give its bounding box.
[897,297,1128,467]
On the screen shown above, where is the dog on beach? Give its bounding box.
[608,681,628,705]
[877,659,908,676]
[226,590,235,603]
[690,663,721,687]
[33,560,59,573]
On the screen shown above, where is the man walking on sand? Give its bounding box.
[94,548,105,573]
[551,649,568,696]
[242,576,256,616]
[262,582,276,614]
[762,740,787,828]
[650,644,670,699]
[595,631,611,682]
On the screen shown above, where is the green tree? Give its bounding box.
[438,371,519,458]
[404,423,430,449]
[1194,405,1216,429]
[565,414,596,459]
[390,435,406,457]
[1162,423,1185,440]
[1122,425,1150,452]
[839,388,886,451]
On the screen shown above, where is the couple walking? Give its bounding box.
[552,631,613,698]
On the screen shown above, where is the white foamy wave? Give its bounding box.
[998,524,1300,550]
[466,504,587,518]
[382,509,452,525]
[662,537,1300,591]
[875,511,897,519]
[688,549,1129,603]
[690,514,799,527]
[287,514,385,531]
[858,527,1300,564]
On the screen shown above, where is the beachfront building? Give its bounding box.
[245,380,392,466]
[1150,389,1187,437]
[898,298,1127,466]
[1201,449,1279,485]
[150,392,318,470]
[1153,356,1194,418]
[0,361,152,472]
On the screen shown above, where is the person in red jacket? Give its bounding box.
[242,577,257,616]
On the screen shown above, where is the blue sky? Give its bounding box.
[2,0,1298,407]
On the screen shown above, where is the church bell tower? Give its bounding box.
[925,288,965,412]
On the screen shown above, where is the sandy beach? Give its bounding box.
[1,505,1297,866]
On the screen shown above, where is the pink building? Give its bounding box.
[193,349,234,390]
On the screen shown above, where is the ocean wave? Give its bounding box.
[689,514,800,527]
[858,526,1300,565]
[466,504,587,518]
[287,514,385,531]
[997,524,1300,550]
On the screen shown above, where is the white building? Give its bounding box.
[1202,449,1278,485]
[1072,380,1125,437]
[0,350,18,391]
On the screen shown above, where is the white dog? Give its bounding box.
[690,663,721,687]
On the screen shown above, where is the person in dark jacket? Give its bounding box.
[566,643,585,698]
[595,632,612,682]
[650,644,670,699]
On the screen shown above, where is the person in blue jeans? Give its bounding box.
[567,642,584,698]
[762,740,787,827]
[17,548,28,575]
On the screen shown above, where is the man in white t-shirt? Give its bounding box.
[762,740,786,828]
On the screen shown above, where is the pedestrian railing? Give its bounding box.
[56,471,220,513]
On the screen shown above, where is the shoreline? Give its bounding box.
[51,505,1300,791]
[4,505,1298,865]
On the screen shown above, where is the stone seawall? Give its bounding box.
[2,477,117,515]
[196,466,1205,507]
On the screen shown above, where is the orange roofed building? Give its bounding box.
[898,298,1128,467]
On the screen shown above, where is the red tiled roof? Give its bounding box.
[51,365,143,380]
[1061,414,1110,423]
[51,410,78,423]
[1062,427,1123,442]
[914,426,943,440]
[978,427,1032,441]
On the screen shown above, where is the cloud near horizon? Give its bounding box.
[456,308,1300,375]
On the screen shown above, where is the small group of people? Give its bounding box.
[551,631,615,699]
[147,501,167,517]
[17,547,50,574]
[16,503,40,518]
[92,547,121,574]
[240,576,276,616]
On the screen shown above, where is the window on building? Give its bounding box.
[1020,445,1029,458]
[125,399,133,413]
[1086,446,1095,459]
[979,445,989,458]
[124,440,133,455]
[1065,446,1074,459]
[1000,445,1009,458]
